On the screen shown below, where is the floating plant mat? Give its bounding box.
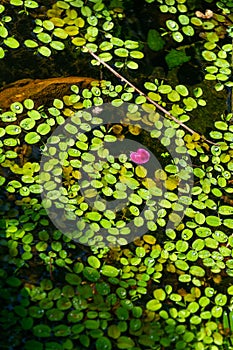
[39,102,194,247]
[1,79,233,350]
[1,0,233,348]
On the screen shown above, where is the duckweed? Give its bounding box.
[1,0,233,349]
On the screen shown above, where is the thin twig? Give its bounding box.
[84,47,217,145]
[231,37,233,114]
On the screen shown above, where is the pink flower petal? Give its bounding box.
[130,148,150,164]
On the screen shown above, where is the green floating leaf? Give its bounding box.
[0,128,6,137]
[96,337,112,350]
[0,47,5,58]
[53,28,68,39]
[182,25,195,36]
[146,299,162,311]
[5,125,21,135]
[129,193,143,205]
[218,205,233,215]
[172,31,184,42]
[7,276,22,287]
[0,26,8,38]
[67,310,84,323]
[166,20,179,31]
[130,51,144,59]
[111,37,124,46]
[37,33,52,44]
[46,309,64,321]
[116,306,129,321]
[84,319,100,329]
[21,317,33,330]
[202,50,217,61]
[85,212,102,221]
[179,274,191,283]
[50,40,65,50]
[124,40,139,49]
[96,282,110,296]
[104,135,117,142]
[0,176,6,186]
[114,48,129,58]
[216,73,229,81]
[147,29,165,51]
[167,90,180,102]
[10,0,23,5]
[43,20,54,31]
[101,265,119,277]
[33,324,51,337]
[23,99,34,109]
[178,14,189,25]
[38,46,51,57]
[144,82,157,91]
[10,101,24,113]
[183,97,197,111]
[126,61,138,69]
[72,37,86,46]
[211,305,223,318]
[215,293,227,306]
[153,288,166,301]
[165,49,191,69]
[205,73,216,80]
[99,41,113,51]
[79,334,90,348]
[83,267,100,282]
[65,273,81,285]
[98,52,113,62]
[53,324,70,337]
[25,132,41,144]
[227,286,233,295]
[108,324,121,339]
[189,265,205,277]
[175,260,189,271]
[24,0,39,8]
[158,84,172,94]
[87,255,101,268]
[4,37,20,48]
[102,21,114,31]
[37,123,51,135]
[206,215,221,227]
[117,336,135,349]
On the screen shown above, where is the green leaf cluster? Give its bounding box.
[1,0,233,349]
[0,4,20,58]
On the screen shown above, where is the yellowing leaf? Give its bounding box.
[50,17,65,27]
[128,124,141,135]
[143,234,156,245]
[154,169,167,180]
[192,132,201,141]
[164,176,180,190]
[72,170,81,179]
[135,165,147,178]
[74,17,85,27]
[142,178,157,189]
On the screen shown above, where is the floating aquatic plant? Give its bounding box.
[1,0,233,349]
[22,0,144,70]
[147,29,165,52]
[1,93,233,349]
[0,4,20,58]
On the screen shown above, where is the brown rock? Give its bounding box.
[0,76,96,110]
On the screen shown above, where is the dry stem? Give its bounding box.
[85,47,216,145]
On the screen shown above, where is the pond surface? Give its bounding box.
[1,1,233,350]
